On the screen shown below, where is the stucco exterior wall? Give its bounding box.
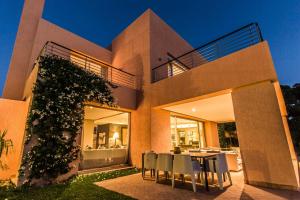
[151,109,171,153]
[112,10,152,167]
[28,18,112,77]
[232,81,299,190]
[151,41,278,107]
[0,99,29,183]
[2,0,44,100]
[3,0,112,101]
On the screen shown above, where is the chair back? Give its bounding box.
[144,152,157,169]
[156,153,173,172]
[173,154,193,174]
[209,153,229,173]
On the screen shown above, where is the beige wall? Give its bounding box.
[151,109,171,153]
[232,81,299,190]
[3,0,112,101]
[0,99,29,183]
[204,121,220,148]
[28,18,112,77]
[111,9,199,167]
[151,41,278,108]
[112,10,151,167]
[2,0,44,100]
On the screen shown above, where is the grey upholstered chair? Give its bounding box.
[172,154,202,192]
[155,153,173,182]
[208,153,232,190]
[143,151,157,178]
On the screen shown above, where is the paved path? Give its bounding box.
[96,171,300,200]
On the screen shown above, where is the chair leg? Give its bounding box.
[200,172,204,184]
[191,175,197,192]
[223,172,226,182]
[227,171,232,185]
[211,172,214,184]
[217,172,223,190]
[172,173,175,188]
[150,169,152,177]
[155,170,159,183]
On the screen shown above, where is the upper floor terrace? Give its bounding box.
[38,41,137,90]
[151,23,264,83]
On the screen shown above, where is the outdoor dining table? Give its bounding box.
[141,152,220,191]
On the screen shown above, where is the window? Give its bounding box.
[170,116,206,150]
[80,107,130,169]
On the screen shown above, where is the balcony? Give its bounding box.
[152,23,263,83]
[39,41,137,90]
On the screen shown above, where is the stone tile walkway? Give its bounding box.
[95,171,300,200]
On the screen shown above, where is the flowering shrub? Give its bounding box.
[21,55,114,183]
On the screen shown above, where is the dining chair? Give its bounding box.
[172,154,202,192]
[156,153,173,182]
[208,153,232,190]
[143,151,157,178]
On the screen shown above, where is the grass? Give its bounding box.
[0,168,139,200]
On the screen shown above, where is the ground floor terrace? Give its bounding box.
[96,170,300,200]
[80,82,300,192]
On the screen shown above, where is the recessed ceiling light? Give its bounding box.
[192,108,196,112]
[89,106,93,109]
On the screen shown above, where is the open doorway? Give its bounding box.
[164,93,243,174]
[80,106,130,170]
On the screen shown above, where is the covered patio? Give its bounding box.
[96,171,300,200]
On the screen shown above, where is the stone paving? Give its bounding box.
[96,171,300,200]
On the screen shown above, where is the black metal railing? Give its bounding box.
[152,23,263,82]
[37,41,137,89]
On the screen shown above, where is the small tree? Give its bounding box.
[0,130,13,170]
[281,84,300,155]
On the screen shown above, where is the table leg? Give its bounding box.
[203,158,209,191]
[142,153,144,179]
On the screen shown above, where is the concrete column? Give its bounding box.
[3,0,45,100]
[205,121,220,148]
[232,81,299,190]
[151,109,171,153]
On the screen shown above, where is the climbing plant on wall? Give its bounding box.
[21,55,114,183]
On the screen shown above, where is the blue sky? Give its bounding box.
[0,0,300,95]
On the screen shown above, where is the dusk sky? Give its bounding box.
[0,0,300,95]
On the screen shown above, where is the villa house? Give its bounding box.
[0,0,299,191]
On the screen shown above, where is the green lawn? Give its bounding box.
[0,168,138,200]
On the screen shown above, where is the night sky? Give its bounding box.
[1,0,300,95]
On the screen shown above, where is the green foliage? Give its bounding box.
[0,130,13,158]
[281,84,300,154]
[217,122,238,148]
[0,130,13,170]
[1,168,138,200]
[21,55,114,182]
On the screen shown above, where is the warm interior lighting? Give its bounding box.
[113,132,119,140]
[113,132,119,147]
[192,108,196,112]
[171,124,198,128]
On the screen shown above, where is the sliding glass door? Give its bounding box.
[80,106,130,170]
[170,116,206,150]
